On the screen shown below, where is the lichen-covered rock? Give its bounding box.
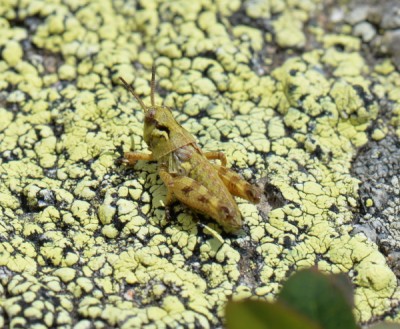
[0,0,399,328]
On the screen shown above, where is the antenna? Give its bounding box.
[150,64,156,107]
[119,77,148,112]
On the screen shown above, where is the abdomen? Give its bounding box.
[171,145,242,232]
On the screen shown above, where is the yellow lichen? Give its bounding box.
[0,0,398,327]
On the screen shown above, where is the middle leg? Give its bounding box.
[203,151,227,167]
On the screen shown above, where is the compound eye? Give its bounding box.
[148,108,156,118]
[145,109,156,123]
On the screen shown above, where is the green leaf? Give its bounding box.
[278,268,357,329]
[225,299,321,329]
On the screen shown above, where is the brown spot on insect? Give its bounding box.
[119,65,262,233]
[182,185,194,196]
[197,195,209,203]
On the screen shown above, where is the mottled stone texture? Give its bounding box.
[0,0,399,328]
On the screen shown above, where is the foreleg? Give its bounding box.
[122,152,153,165]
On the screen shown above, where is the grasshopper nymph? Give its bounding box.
[119,65,261,232]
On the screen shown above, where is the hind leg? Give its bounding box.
[212,164,262,204]
[158,167,242,231]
